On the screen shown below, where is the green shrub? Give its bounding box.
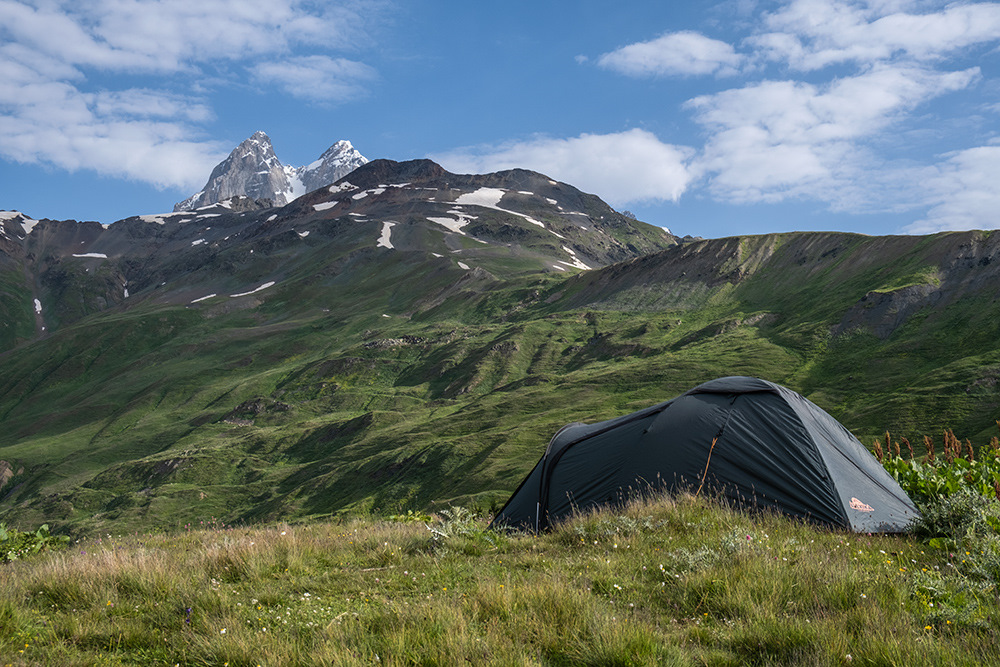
[910,491,1000,541]
[0,523,70,562]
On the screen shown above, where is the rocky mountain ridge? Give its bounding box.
[0,158,675,347]
[173,131,368,211]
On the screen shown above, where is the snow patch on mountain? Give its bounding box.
[230,282,276,298]
[72,253,109,259]
[352,187,384,201]
[1,211,38,237]
[561,246,591,270]
[376,221,396,249]
[314,202,338,212]
[456,187,505,207]
[329,181,356,194]
[140,212,189,225]
[34,298,42,313]
[428,208,478,235]
[452,186,553,232]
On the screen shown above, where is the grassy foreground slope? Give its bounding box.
[1,229,999,534]
[2,496,998,666]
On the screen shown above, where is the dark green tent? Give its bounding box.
[492,377,919,532]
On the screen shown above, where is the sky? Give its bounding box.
[1,0,999,239]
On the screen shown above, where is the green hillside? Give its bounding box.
[1,229,998,535]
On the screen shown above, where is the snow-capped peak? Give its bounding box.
[174,133,368,212]
[295,140,367,193]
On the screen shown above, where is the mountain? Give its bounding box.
[0,158,675,346]
[173,131,368,211]
[2,163,1000,537]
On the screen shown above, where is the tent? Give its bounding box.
[492,377,919,532]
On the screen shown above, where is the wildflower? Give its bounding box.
[220,628,226,634]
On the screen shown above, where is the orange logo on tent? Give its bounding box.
[850,497,874,512]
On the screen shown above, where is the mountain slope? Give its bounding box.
[173,131,368,211]
[3,174,999,536]
[0,159,675,353]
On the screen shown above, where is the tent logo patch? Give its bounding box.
[850,497,874,512]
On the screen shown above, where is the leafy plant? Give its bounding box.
[909,491,1000,542]
[425,506,480,540]
[387,509,433,523]
[880,428,1000,503]
[0,523,70,562]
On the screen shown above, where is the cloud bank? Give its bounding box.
[433,130,694,207]
[597,31,745,77]
[0,0,382,190]
[586,0,1000,232]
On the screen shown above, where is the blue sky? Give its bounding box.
[1,0,999,239]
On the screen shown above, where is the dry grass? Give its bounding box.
[2,496,999,665]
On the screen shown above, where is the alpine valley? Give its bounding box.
[1,140,999,535]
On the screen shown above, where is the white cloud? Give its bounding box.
[1,99,226,190]
[89,90,215,123]
[586,1,1000,231]
[906,145,1000,233]
[752,0,1000,70]
[0,1,381,188]
[0,0,374,74]
[687,65,979,207]
[432,129,695,206]
[597,31,744,77]
[252,56,377,102]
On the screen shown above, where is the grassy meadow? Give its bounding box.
[3,492,1000,666]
